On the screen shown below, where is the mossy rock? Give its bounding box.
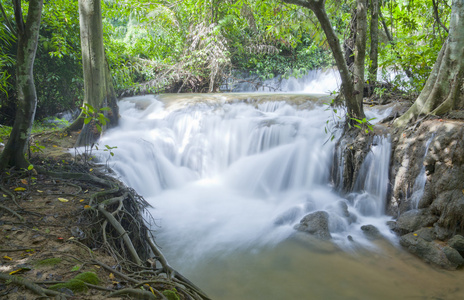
[50,279,88,293]
[34,258,62,267]
[163,288,180,300]
[49,272,100,294]
[74,272,99,285]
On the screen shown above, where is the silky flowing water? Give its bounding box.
[98,93,464,300]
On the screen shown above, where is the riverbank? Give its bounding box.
[0,130,209,299]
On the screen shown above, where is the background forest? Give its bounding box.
[0,0,450,123]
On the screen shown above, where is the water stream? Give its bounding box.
[97,93,463,299]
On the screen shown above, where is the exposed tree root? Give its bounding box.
[0,273,63,297]
[0,184,20,208]
[0,164,213,299]
[0,204,24,222]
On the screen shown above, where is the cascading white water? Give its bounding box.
[93,94,464,300]
[410,135,434,209]
[98,94,396,262]
[351,135,392,217]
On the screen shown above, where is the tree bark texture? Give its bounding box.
[282,0,366,122]
[353,0,367,106]
[0,0,43,170]
[368,0,379,96]
[75,0,118,147]
[394,0,464,127]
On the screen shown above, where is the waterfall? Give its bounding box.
[97,94,396,265]
[229,69,341,94]
[410,135,434,209]
[351,135,392,216]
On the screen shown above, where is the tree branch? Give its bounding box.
[432,0,449,33]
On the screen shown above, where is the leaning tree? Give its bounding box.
[0,0,43,170]
[394,0,464,127]
[282,0,367,124]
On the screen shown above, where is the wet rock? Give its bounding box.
[443,246,464,267]
[294,211,331,240]
[386,221,397,231]
[361,225,382,240]
[448,235,464,253]
[433,223,452,240]
[395,209,438,235]
[347,235,354,242]
[413,227,436,242]
[337,201,350,218]
[400,233,460,270]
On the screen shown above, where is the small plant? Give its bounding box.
[373,86,386,98]
[30,141,45,153]
[81,103,110,133]
[350,117,376,134]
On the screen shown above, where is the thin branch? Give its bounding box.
[432,0,449,33]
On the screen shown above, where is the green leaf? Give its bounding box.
[99,107,111,111]
[27,165,34,171]
[84,117,91,125]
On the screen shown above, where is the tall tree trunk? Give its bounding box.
[0,0,43,170]
[394,0,464,127]
[368,0,379,96]
[282,0,366,123]
[353,0,367,105]
[73,0,118,147]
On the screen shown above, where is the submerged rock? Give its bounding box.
[294,211,331,240]
[360,225,382,240]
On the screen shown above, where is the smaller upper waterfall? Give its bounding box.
[409,135,434,209]
[227,69,341,94]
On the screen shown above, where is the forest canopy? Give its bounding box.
[0,0,451,122]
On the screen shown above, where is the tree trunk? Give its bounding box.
[394,0,464,127]
[368,0,379,96]
[343,9,356,72]
[74,0,118,147]
[0,0,43,170]
[282,0,366,123]
[353,0,367,105]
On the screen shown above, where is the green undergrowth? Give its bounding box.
[33,258,62,267]
[49,272,100,294]
[163,288,180,300]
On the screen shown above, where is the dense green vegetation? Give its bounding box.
[0,0,450,122]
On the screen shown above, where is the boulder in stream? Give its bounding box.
[294,211,332,240]
[448,235,464,253]
[400,232,464,270]
[395,209,438,235]
[360,225,382,240]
